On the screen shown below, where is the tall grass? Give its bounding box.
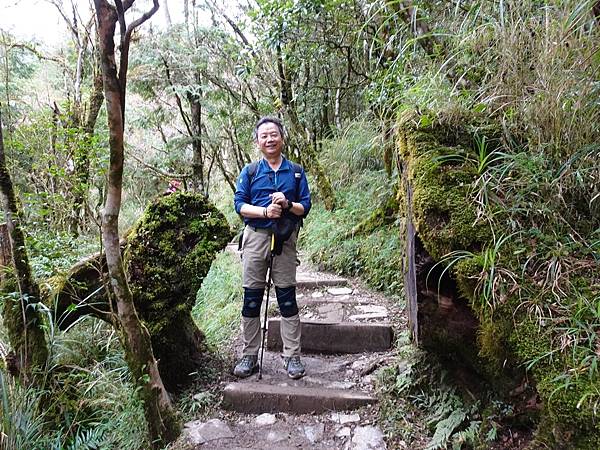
[0,316,149,450]
[193,250,243,350]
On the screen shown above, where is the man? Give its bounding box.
[233,116,311,379]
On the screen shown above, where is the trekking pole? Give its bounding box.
[258,233,275,380]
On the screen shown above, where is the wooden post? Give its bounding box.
[0,223,10,281]
[403,172,419,345]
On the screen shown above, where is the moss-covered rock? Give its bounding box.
[125,192,232,390]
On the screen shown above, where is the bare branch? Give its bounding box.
[125,0,159,42]
[128,149,192,179]
[161,56,193,136]
[206,0,256,57]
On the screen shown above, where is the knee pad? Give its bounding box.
[242,288,264,318]
[275,286,299,318]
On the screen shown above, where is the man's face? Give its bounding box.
[256,122,283,158]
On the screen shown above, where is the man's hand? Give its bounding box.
[270,192,287,207]
[266,203,282,218]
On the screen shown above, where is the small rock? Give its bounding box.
[266,430,287,442]
[184,419,233,445]
[339,413,360,424]
[329,412,360,424]
[336,426,352,437]
[311,291,324,298]
[303,423,325,443]
[328,287,353,295]
[351,426,386,449]
[329,412,341,422]
[297,293,304,298]
[255,413,277,426]
[351,360,367,370]
[192,392,211,402]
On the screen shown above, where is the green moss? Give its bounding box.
[534,373,600,448]
[125,192,233,389]
[453,256,481,303]
[408,142,491,261]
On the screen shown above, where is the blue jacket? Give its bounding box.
[234,157,311,229]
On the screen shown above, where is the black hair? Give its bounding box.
[253,116,286,142]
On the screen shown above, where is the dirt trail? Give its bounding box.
[182,248,405,449]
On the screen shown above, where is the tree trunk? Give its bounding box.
[93,0,179,446]
[187,82,204,193]
[72,54,105,234]
[276,45,336,210]
[0,110,48,381]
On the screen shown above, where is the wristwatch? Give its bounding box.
[286,200,293,210]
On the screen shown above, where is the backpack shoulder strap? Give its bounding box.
[290,162,302,200]
[246,161,260,185]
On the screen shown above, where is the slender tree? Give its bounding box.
[0,109,48,381]
[92,0,179,445]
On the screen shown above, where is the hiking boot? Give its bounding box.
[283,356,305,379]
[233,355,258,378]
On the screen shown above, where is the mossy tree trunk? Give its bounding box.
[93,0,179,446]
[0,110,48,381]
[52,193,232,391]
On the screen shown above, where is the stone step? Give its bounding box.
[222,383,376,414]
[266,319,393,354]
[296,277,348,289]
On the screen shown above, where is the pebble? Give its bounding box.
[303,423,325,443]
[351,359,367,370]
[351,426,386,449]
[328,381,356,390]
[266,430,287,442]
[336,426,352,437]
[311,291,324,298]
[184,418,233,445]
[255,413,277,426]
[192,392,211,402]
[330,412,360,424]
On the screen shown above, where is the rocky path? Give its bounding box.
[182,246,402,449]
